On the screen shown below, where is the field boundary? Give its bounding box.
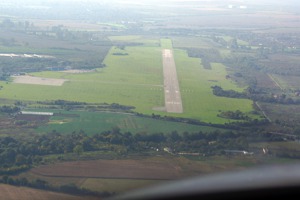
[268,74,283,90]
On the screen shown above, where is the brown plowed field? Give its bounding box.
[31,159,184,180]
[0,184,97,200]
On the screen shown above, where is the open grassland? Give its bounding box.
[36,110,222,135]
[0,184,94,200]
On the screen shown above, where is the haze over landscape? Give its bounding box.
[0,0,300,199]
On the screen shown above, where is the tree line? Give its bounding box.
[211,85,300,105]
[0,124,284,176]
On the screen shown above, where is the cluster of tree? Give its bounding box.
[108,103,135,111]
[211,86,300,105]
[0,57,59,75]
[36,101,136,112]
[0,124,280,176]
[186,48,222,69]
[37,100,87,110]
[211,86,247,99]
[0,105,20,113]
[224,55,261,72]
[112,52,129,56]
[218,110,251,121]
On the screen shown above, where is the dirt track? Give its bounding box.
[162,49,183,113]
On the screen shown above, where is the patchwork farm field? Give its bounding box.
[0,36,254,123]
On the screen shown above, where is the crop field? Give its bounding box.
[81,178,160,193]
[259,102,300,127]
[20,155,261,194]
[269,74,300,90]
[36,110,222,135]
[0,184,93,200]
[254,73,278,89]
[30,159,184,179]
[0,36,254,123]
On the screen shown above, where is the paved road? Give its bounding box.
[162,49,183,113]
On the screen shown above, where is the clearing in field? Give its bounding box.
[12,75,67,86]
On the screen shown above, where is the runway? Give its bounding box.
[162,49,183,113]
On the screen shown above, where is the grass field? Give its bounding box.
[173,49,253,123]
[172,36,215,49]
[0,45,165,115]
[160,38,173,49]
[35,110,223,135]
[108,35,160,46]
[0,36,254,124]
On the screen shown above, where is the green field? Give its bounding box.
[0,45,165,115]
[0,36,254,124]
[173,49,253,123]
[108,35,160,46]
[36,110,223,135]
[172,36,215,49]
